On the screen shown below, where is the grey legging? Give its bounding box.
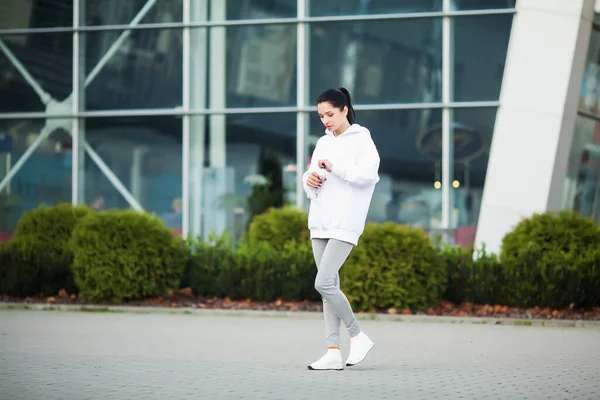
[311,238,361,347]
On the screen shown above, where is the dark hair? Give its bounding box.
[316,87,356,125]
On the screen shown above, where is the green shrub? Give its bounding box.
[500,210,600,309]
[2,203,92,296]
[231,239,317,302]
[441,244,505,305]
[181,233,237,298]
[0,241,12,294]
[341,222,446,312]
[71,209,188,303]
[246,206,309,249]
[184,234,318,302]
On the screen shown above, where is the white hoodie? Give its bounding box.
[302,123,380,246]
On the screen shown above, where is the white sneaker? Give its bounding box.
[307,347,344,370]
[345,331,374,366]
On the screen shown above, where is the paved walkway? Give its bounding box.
[0,310,599,400]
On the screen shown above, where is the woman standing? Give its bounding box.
[302,87,381,370]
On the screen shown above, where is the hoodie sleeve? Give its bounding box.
[302,142,322,200]
[331,133,380,187]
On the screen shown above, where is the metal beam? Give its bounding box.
[0,0,158,212]
[84,0,157,86]
[0,8,517,36]
[82,141,144,211]
[0,39,51,105]
[0,101,503,120]
[0,125,53,192]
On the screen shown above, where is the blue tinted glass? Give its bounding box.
[310,18,442,104]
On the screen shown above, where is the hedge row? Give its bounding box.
[1,204,599,311]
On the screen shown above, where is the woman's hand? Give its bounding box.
[318,159,333,172]
[306,172,324,188]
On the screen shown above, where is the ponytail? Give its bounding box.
[337,87,355,125]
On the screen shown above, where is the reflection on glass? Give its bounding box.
[81,29,182,110]
[451,0,516,10]
[0,33,73,113]
[82,116,182,230]
[309,19,442,104]
[224,25,297,107]
[223,0,296,20]
[450,108,496,246]
[83,0,182,26]
[0,118,72,236]
[201,113,296,239]
[563,116,600,223]
[310,0,442,16]
[308,108,443,229]
[579,29,600,117]
[0,0,73,29]
[452,15,513,102]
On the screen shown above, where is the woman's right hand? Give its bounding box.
[306,172,324,188]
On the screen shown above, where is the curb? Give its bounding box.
[1,302,599,328]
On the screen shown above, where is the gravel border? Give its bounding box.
[1,302,599,328]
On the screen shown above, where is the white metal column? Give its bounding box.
[188,0,208,238]
[131,147,147,201]
[72,0,80,205]
[209,1,226,168]
[203,0,230,239]
[182,0,191,236]
[441,0,454,237]
[76,0,87,204]
[296,0,308,210]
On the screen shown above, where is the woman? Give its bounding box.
[302,87,380,370]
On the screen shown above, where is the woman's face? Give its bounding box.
[317,101,347,132]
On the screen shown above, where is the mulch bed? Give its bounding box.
[2,289,600,321]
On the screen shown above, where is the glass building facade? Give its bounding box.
[564,13,600,222]
[0,0,516,242]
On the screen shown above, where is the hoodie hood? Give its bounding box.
[325,123,369,138]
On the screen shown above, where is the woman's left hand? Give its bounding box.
[318,159,333,172]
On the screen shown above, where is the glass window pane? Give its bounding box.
[79,116,182,231]
[563,116,600,223]
[222,25,297,108]
[0,118,72,237]
[309,19,442,105]
[195,112,297,239]
[0,33,73,113]
[308,108,443,229]
[579,28,600,117]
[0,0,73,29]
[310,0,442,17]
[452,15,513,102]
[452,0,516,10]
[223,0,297,20]
[450,107,496,245]
[83,0,182,26]
[81,28,182,110]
